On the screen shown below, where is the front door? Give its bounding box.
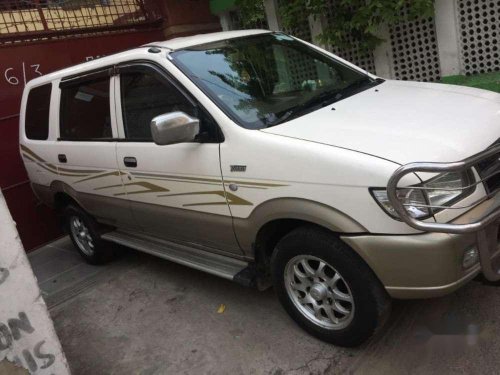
[114,63,240,254]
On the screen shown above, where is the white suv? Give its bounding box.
[20,30,500,347]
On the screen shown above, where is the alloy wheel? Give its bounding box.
[284,255,355,330]
[70,216,95,256]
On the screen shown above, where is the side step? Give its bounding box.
[102,231,254,285]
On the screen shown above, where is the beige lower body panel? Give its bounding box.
[385,265,480,299]
[33,181,137,229]
[342,231,480,299]
[32,182,242,255]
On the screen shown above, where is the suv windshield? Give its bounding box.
[171,33,380,129]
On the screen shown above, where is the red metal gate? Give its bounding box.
[0,0,219,250]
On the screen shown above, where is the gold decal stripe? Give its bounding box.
[94,183,122,191]
[20,145,45,163]
[224,180,287,188]
[220,191,253,206]
[95,181,170,196]
[74,171,126,184]
[130,172,287,188]
[158,190,253,207]
[58,171,91,177]
[23,153,89,177]
[23,154,60,175]
[21,145,103,175]
[131,172,222,184]
[57,166,104,174]
[133,176,222,187]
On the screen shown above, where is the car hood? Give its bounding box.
[261,80,500,165]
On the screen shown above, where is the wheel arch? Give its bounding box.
[232,198,368,289]
[50,180,87,213]
[233,197,367,254]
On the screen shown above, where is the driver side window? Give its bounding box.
[120,68,196,141]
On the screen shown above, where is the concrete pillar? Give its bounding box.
[0,190,70,374]
[372,25,395,79]
[434,0,462,76]
[308,14,328,49]
[263,0,281,31]
[219,11,232,31]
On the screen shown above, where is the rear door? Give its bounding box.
[54,70,134,229]
[20,82,55,187]
[114,62,240,254]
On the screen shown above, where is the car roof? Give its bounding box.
[146,29,271,50]
[24,29,272,89]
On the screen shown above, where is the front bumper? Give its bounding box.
[352,143,499,298]
[341,231,481,299]
[342,192,499,299]
[385,144,500,284]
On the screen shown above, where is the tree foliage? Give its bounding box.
[236,0,435,52]
[234,0,268,29]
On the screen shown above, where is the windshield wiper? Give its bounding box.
[268,89,339,126]
[332,76,380,102]
[267,76,382,127]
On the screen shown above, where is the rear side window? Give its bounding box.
[60,77,112,140]
[25,83,52,140]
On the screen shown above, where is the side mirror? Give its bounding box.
[150,112,200,146]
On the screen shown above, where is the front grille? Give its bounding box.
[476,139,500,194]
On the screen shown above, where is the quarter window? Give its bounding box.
[120,69,195,141]
[25,83,52,140]
[60,77,112,140]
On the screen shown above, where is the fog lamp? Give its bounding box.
[462,247,479,269]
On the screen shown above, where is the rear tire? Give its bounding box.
[271,226,391,347]
[64,204,113,265]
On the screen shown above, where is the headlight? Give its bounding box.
[371,171,474,220]
[371,188,430,219]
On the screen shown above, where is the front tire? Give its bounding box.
[271,226,390,347]
[64,204,113,265]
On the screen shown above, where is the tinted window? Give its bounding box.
[120,69,195,141]
[172,33,377,129]
[25,84,52,140]
[60,77,112,140]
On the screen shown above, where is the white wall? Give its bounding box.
[0,190,70,374]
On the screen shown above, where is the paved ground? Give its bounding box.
[29,237,500,375]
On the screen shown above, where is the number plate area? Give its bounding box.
[477,222,500,281]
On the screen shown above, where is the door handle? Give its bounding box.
[58,154,67,163]
[123,156,137,168]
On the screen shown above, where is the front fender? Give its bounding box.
[232,197,366,253]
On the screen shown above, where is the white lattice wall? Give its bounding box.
[325,3,376,73]
[329,42,376,74]
[275,1,319,87]
[457,0,500,75]
[236,0,499,79]
[388,10,442,82]
[277,0,313,42]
